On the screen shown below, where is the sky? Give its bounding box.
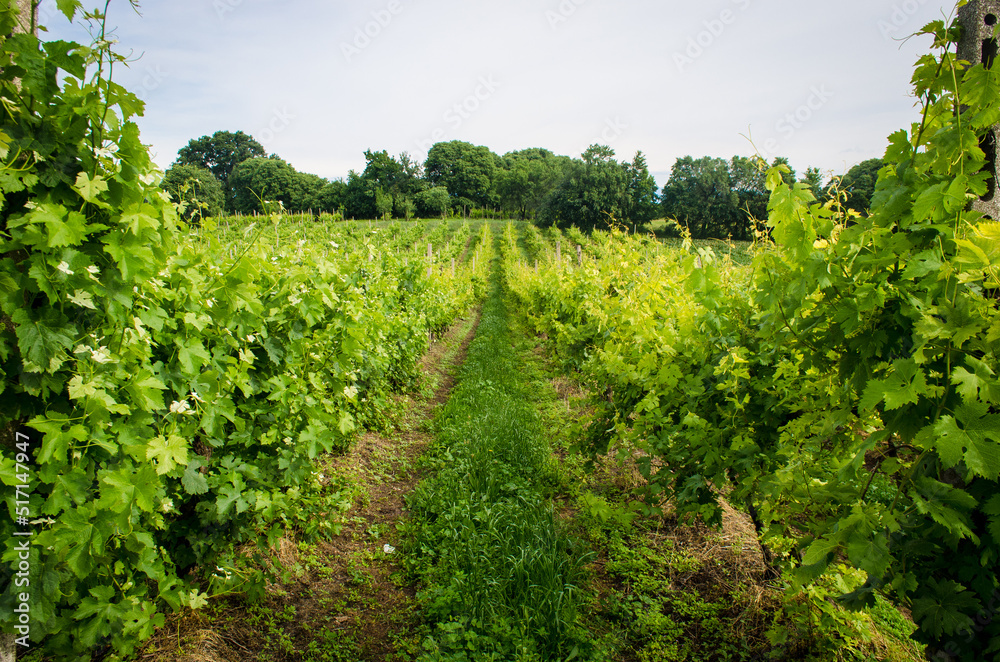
[39,0,961,187]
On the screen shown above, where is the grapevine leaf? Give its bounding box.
[29,414,82,465]
[801,536,841,566]
[908,477,979,540]
[31,204,88,247]
[74,172,109,203]
[126,370,167,412]
[98,464,158,513]
[860,377,888,412]
[911,579,980,638]
[338,412,355,436]
[952,357,999,404]
[61,508,106,579]
[181,460,209,495]
[919,403,1000,478]
[55,0,82,21]
[884,129,912,163]
[216,481,247,519]
[43,467,91,515]
[882,359,927,410]
[177,337,211,373]
[181,589,210,610]
[74,585,121,647]
[848,532,891,579]
[145,435,189,475]
[10,308,75,374]
[74,585,116,619]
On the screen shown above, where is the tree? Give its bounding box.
[290,172,328,213]
[394,195,416,220]
[539,145,631,231]
[161,164,225,222]
[623,151,660,224]
[836,158,884,214]
[175,131,265,212]
[660,156,740,239]
[312,179,346,215]
[229,156,298,214]
[342,170,376,219]
[374,187,393,220]
[496,149,569,221]
[424,141,500,209]
[729,155,769,236]
[414,186,451,218]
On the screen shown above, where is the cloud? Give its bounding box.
[39,0,955,182]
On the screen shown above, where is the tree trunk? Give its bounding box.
[3,4,36,660]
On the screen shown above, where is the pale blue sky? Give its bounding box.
[41,0,958,186]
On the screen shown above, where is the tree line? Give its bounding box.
[162,130,883,239]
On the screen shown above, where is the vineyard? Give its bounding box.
[2,1,1000,661]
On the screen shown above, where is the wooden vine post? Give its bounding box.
[958,0,1000,219]
[3,4,36,662]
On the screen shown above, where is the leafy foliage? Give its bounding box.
[161,164,224,221]
[538,145,659,230]
[175,130,265,212]
[0,7,472,657]
[424,141,501,210]
[507,14,1000,660]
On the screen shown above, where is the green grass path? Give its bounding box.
[402,264,590,661]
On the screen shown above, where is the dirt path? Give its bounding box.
[139,309,481,662]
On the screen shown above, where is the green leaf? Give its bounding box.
[43,467,92,515]
[918,403,1000,478]
[801,536,841,566]
[911,579,980,638]
[952,357,999,404]
[177,337,211,374]
[848,532,891,579]
[338,412,355,436]
[74,172,109,203]
[56,0,82,21]
[912,182,947,222]
[30,204,88,248]
[11,308,75,373]
[908,477,979,540]
[98,464,159,513]
[73,585,121,647]
[883,359,927,410]
[182,460,209,495]
[181,589,210,610]
[216,479,248,519]
[145,435,189,475]
[60,508,105,579]
[126,370,167,412]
